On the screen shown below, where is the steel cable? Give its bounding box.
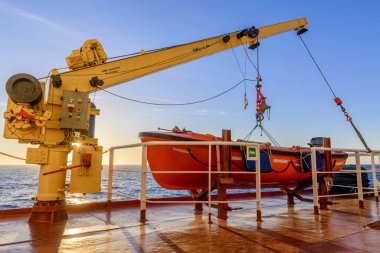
[298,34,371,152]
[0,151,26,161]
[96,79,251,106]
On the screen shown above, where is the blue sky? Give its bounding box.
[1,1,380,164]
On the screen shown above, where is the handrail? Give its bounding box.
[311,147,380,153]
[106,141,380,221]
[107,140,262,224]
[109,140,265,150]
[311,147,380,214]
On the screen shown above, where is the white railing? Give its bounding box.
[106,143,380,220]
[107,141,262,224]
[311,147,380,214]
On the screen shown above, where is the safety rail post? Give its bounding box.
[377,155,380,202]
[311,148,319,215]
[319,138,332,210]
[208,144,212,224]
[377,154,380,202]
[355,152,364,209]
[370,153,379,202]
[140,145,148,224]
[107,148,114,208]
[217,130,230,220]
[378,155,380,202]
[255,144,262,222]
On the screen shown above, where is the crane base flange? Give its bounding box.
[29,200,68,223]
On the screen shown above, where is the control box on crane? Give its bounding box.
[61,90,89,130]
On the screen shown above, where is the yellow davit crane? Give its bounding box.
[3,18,307,222]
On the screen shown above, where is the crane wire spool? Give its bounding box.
[6,73,43,106]
[298,33,371,152]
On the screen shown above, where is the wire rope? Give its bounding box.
[96,79,251,106]
[0,151,25,161]
[298,34,371,152]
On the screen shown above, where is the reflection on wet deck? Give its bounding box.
[1,194,379,252]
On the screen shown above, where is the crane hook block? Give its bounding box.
[6,73,42,106]
[249,42,260,50]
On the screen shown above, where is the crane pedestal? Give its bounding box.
[28,146,69,223]
[29,200,68,223]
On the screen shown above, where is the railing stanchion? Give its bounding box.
[370,153,379,202]
[256,144,262,222]
[216,145,221,171]
[377,155,380,203]
[107,148,114,208]
[140,145,148,224]
[355,152,364,209]
[208,144,212,224]
[311,148,319,215]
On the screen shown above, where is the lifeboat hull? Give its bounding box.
[139,131,348,190]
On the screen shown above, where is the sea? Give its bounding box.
[0,165,379,210]
[0,165,191,210]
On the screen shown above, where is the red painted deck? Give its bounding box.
[0,194,379,252]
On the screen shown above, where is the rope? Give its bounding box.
[298,36,337,98]
[187,149,217,168]
[92,87,98,103]
[37,29,247,81]
[237,36,280,147]
[0,148,108,162]
[348,120,371,152]
[298,34,371,152]
[229,41,245,79]
[244,123,281,147]
[37,41,220,81]
[230,39,252,109]
[256,36,260,75]
[0,151,26,161]
[95,79,250,106]
[239,39,260,74]
[261,127,281,147]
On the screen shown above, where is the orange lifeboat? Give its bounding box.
[139,131,348,190]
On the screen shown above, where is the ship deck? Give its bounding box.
[0,194,379,253]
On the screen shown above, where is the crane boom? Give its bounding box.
[57,18,307,93]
